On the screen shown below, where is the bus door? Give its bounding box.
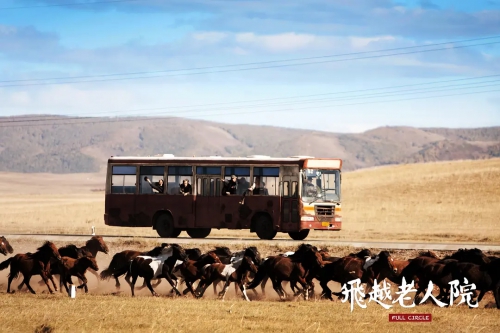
[281,174,300,231]
[195,174,222,228]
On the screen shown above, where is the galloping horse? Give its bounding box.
[99,243,168,289]
[246,244,325,300]
[19,235,109,291]
[59,256,99,295]
[318,250,397,301]
[199,256,259,301]
[0,236,14,256]
[129,244,188,297]
[0,241,61,294]
[172,251,222,297]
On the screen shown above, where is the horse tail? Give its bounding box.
[99,254,122,280]
[0,257,12,271]
[246,261,268,290]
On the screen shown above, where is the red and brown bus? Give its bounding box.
[104,154,342,240]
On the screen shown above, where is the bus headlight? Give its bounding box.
[301,216,315,221]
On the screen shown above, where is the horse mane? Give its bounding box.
[350,249,372,258]
[86,236,102,247]
[37,241,55,252]
[186,248,202,260]
[214,246,232,257]
[418,250,440,259]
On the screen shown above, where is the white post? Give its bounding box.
[69,285,76,298]
[91,226,95,236]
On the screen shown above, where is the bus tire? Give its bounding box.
[186,228,211,239]
[255,215,277,240]
[288,229,310,241]
[155,214,181,238]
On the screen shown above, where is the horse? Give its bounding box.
[172,251,222,297]
[444,248,490,265]
[207,246,262,296]
[129,244,188,297]
[318,250,397,301]
[0,236,14,256]
[19,235,109,291]
[0,241,61,294]
[246,244,325,300]
[59,256,99,295]
[441,257,500,307]
[199,256,259,301]
[99,243,168,289]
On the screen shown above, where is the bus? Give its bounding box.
[104,154,342,240]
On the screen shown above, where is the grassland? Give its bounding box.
[0,294,499,333]
[1,158,499,243]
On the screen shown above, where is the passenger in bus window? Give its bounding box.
[144,177,164,194]
[180,179,192,196]
[220,175,237,195]
[261,181,269,195]
[237,177,250,195]
[249,176,263,194]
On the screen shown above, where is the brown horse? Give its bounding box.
[129,244,188,297]
[172,251,222,297]
[0,241,61,294]
[318,250,397,301]
[99,243,168,289]
[59,256,99,295]
[198,256,259,301]
[246,244,325,300]
[19,235,109,291]
[0,236,14,256]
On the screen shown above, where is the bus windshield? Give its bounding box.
[302,169,340,202]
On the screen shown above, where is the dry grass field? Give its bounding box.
[1,158,499,243]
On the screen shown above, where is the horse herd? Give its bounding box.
[0,235,499,309]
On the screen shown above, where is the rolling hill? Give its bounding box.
[0,115,499,173]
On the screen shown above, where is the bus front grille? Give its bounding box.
[315,205,334,218]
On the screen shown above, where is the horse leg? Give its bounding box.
[23,275,37,294]
[163,273,182,296]
[130,274,138,297]
[17,281,25,291]
[145,279,159,297]
[218,278,231,301]
[239,281,251,302]
[114,274,121,289]
[271,279,285,300]
[320,279,333,300]
[47,273,58,292]
[76,274,89,293]
[184,280,199,298]
[88,268,99,285]
[40,271,54,294]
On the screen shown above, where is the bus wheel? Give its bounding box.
[255,215,277,240]
[156,214,181,238]
[288,229,310,241]
[186,228,211,239]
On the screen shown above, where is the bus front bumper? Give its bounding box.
[300,217,342,231]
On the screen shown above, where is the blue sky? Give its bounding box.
[1,0,499,133]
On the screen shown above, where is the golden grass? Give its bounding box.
[1,158,500,243]
[0,294,498,333]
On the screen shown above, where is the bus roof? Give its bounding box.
[108,155,342,168]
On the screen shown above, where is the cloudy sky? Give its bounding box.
[1,0,499,132]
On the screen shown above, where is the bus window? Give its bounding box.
[291,181,298,198]
[167,166,193,195]
[224,167,250,196]
[111,165,136,194]
[140,166,164,194]
[282,181,290,197]
[252,167,279,196]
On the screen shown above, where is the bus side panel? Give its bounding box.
[239,196,281,230]
[104,194,136,227]
[134,195,195,228]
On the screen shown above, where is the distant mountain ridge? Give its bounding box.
[1,115,499,173]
